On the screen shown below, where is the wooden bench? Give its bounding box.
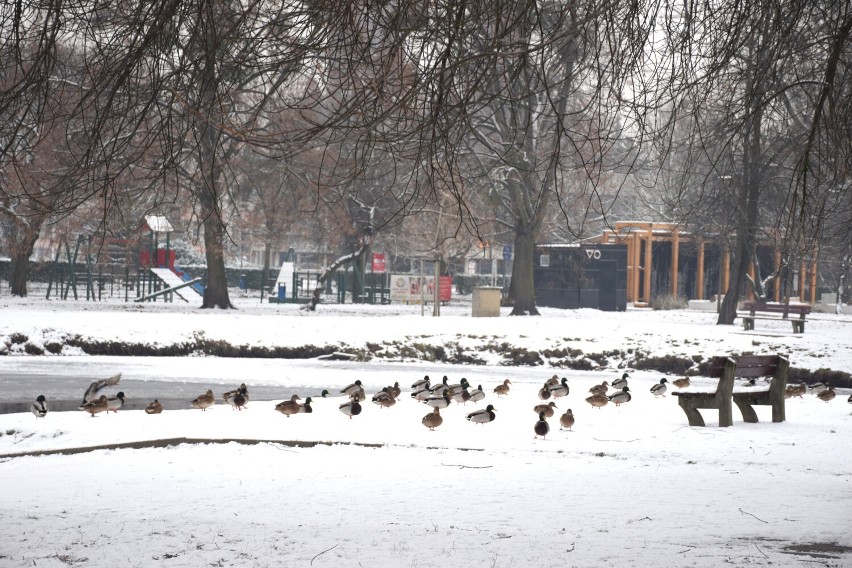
[672,354,789,427]
[740,301,811,333]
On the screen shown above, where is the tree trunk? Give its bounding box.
[8,217,43,297]
[509,228,539,315]
[200,206,233,309]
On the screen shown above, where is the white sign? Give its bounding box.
[585,248,602,260]
[390,274,435,303]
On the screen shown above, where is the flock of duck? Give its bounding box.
[28,371,850,433]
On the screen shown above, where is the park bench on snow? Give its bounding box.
[739,301,811,333]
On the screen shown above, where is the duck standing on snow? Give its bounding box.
[493,379,512,397]
[538,382,552,401]
[611,372,629,390]
[81,395,109,417]
[387,382,402,399]
[428,376,450,395]
[191,389,216,411]
[650,378,668,397]
[145,400,163,414]
[339,394,362,419]
[585,393,608,409]
[447,378,470,396]
[466,404,496,424]
[548,377,569,399]
[422,407,443,431]
[106,392,126,413]
[275,394,302,417]
[468,385,486,404]
[298,397,314,414]
[672,377,691,389]
[589,381,609,396]
[452,386,472,405]
[424,391,452,409]
[80,373,121,408]
[533,401,558,418]
[372,388,397,409]
[340,380,363,397]
[608,386,632,407]
[559,408,575,431]
[411,383,432,401]
[222,383,248,404]
[32,395,48,418]
[816,386,836,403]
[228,385,248,411]
[808,381,829,396]
[785,384,806,399]
[411,376,430,390]
[534,411,550,439]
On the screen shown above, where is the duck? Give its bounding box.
[422,407,443,430]
[228,385,248,411]
[447,378,470,395]
[106,392,126,413]
[298,397,314,413]
[275,395,302,417]
[608,386,632,407]
[548,377,569,398]
[589,381,609,396]
[350,388,367,402]
[466,404,497,424]
[32,395,48,418]
[559,408,575,431]
[387,382,402,399]
[611,372,629,390]
[785,384,806,399]
[650,378,668,397]
[468,385,486,404]
[808,381,829,396]
[493,379,512,396]
[191,389,216,411]
[80,373,121,408]
[372,388,397,409]
[537,383,552,401]
[222,383,248,404]
[740,378,757,387]
[428,376,450,395]
[534,411,550,439]
[585,393,608,409]
[545,374,560,388]
[411,384,432,401]
[145,399,163,414]
[411,375,430,390]
[816,386,836,403]
[424,391,452,409]
[339,396,362,419]
[672,377,691,389]
[320,389,331,398]
[340,380,363,397]
[81,395,109,417]
[533,401,558,418]
[452,386,472,405]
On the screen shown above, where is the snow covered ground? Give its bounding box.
[0,293,851,567]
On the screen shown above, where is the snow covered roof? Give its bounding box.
[143,215,174,233]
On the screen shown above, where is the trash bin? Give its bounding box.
[277,284,287,300]
[239,274,247,290]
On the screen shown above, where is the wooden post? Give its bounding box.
[643,226,653,303]
[799,260,806,302]
[748,260,756,300]
[722,248,730,296]
[632,232,641,303]
[671,228,679,298]
[810,259,817,304]
[773,248,782,302]
[696,241,705,300]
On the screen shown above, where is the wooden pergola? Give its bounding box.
[592,222,818,305]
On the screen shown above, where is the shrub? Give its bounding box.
[650,295,688,310]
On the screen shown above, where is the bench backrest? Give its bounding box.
[743,302,811,315]
[706,354,786,379]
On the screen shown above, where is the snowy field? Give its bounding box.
[1,293,851,567]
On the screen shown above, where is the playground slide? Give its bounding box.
[150,268,204,302]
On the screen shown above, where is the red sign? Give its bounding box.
[371,253,386,273]
[439,276,452,302]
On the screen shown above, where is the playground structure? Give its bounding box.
[45,216,205,303]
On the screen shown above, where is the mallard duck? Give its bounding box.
[320,389,331,398]
[493,379,511,396]
[106,392,126,413]
[275,395,302,417]
[340,380,363,397]
[228,385,248,411]
[387,382,402,399]
[611,372,629,390]
[808,381,829,395]
[586,393,608,409]
[339,396,362,419]
[422,407,443,430]
[589,381,609,396]
[466,404,496,424]
[298,397,313,413]
[741,377,757,387]
[672,377,691,389]
[608,386,632,406]
[81,395,109,417]
[468,385,486,403]
[447,378,470,396]
[545,374,560,388]
[32,395,48,418]
[548,377,569,398]
[372,388,396,409]
[452,386,472,405]
[424,391,452,409]
[145,399,163,414]
[816,386,836,402]
[350,388,366,402]
[411,384,432,401]
[412,375,430,390]
[533,401,558,418]
[80,373,121,408]
[559,408,575,431]
[534,411,550,439]
[191,389,216,411]
[785,384,806,399]
[538,383,552,400]
[222,383,248,403]
[650,378,668,397]
[428,376,450,395]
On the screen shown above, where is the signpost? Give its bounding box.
[502,245,511,291]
